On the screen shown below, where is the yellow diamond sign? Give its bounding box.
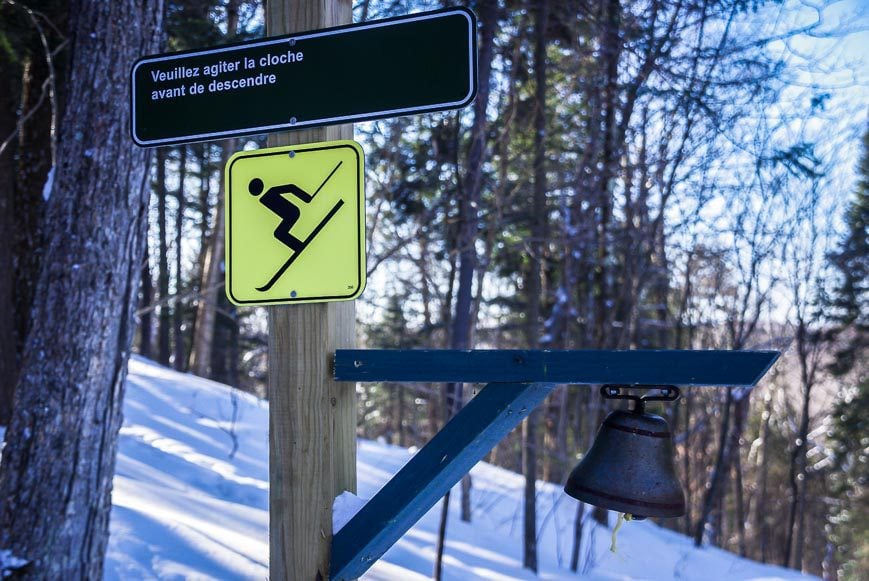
[224,140,365,305]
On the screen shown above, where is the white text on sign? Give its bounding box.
[149,50,304,101]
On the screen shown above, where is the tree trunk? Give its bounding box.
[185,143,211,365]
[571,391,594,572]
[587,0,622,529]
[682,394,693,535]
[433,491,451,581]
[189,0,239,377]
[0,1,162,577]
[795,469,808,572]
[734,451,747,556]
[193,143,212,293]
[554,388,569,480]
[396,383,406,447]
[156,147,170,365]
[0,8,64,423]
[189,141,232,377]
[139,248,154,359]
[521,416,539,571]
[13,58,50,358]
[209,293,235,386]
[173,146,187,370]
[591,0,621,352]
[694,388,732,546]
[570,502,584,572]
[522,0,548,570]
[756,392,772,563]
[0,45,19,425]
[434,0,497,571]
[785,321,814,569]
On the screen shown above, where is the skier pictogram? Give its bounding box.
[250,161,345,292]
[224,140,366,306]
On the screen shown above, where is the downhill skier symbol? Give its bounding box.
[250,161,344,292]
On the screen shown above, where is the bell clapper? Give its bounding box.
[610,512,634,553]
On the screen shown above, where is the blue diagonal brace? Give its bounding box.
[330,381,556,580]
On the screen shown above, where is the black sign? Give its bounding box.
[131,8,477,146]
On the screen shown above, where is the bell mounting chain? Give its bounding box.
[329,348,779,580]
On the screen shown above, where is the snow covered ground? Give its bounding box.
[105,356,816,580]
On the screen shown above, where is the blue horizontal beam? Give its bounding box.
[334,349,779,387]
[330,382,557,580]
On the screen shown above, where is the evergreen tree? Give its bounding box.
[828,376,868,580]
[826,126,868,579]
[826,127,868,375]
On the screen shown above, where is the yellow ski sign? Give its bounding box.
[224,140,365,305]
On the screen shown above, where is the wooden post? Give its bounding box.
[266,1,355,580]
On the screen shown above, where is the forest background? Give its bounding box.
[0,0,866,579]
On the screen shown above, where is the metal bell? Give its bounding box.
[564,387,685,519]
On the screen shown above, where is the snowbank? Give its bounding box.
[106,356,816,580]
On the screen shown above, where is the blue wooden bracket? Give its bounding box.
[330,381,556,580]
[329,348,780,579]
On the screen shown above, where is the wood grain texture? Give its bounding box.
[267,1,355,580]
